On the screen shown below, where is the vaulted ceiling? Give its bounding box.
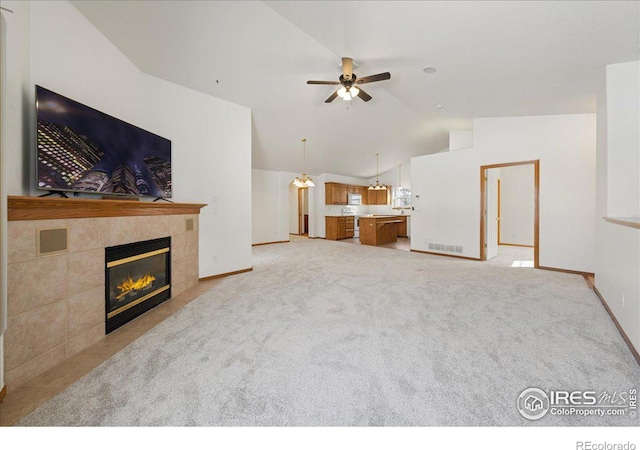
[71,1,639,178]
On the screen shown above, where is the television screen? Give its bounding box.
[36,85,172,198]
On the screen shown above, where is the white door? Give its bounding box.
[485,169,499,260]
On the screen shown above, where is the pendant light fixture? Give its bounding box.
[368,153,387,190]
[293,138,315,187]
[397,163,402,189]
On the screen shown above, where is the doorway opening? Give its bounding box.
[297,187,309,236]
[480,160,539,268]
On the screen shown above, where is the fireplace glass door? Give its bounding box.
[105,237,171,333]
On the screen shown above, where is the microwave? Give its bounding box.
[348,193,362,205]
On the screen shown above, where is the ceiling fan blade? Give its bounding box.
[325,90,339,103]
[355,72,391,84]
[307,80,340,85]
[356,88,372,102]
[342,57,353,80]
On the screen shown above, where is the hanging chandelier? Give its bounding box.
[293,138,315,187]
[368,152,387,190]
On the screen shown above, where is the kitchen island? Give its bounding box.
[359,215,404,246]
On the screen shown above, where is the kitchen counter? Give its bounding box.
[359,216,403,246]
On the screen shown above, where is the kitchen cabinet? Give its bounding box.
[326,216,354,240]
[345,216,354,238]
[396,215,408,237]
[359,216,401,246]
[358,186,369,204]
[325,183,370,205]
[368,188,390,205]
[325,183,348,205]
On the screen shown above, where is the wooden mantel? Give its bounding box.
[8,196,207,221]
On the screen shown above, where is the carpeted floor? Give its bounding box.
[17,237,639,426]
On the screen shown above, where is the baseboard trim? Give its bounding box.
[538,266,595,277]
[308,237,325,239]
[499,243,535,248]
[582,274,595,290]
[252,240,290,247]
[593,286,640,367]
[410,249,481,261]
[0,385,6,404]
[199,267,253,282]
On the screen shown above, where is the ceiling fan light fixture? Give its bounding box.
[307,58,390,104]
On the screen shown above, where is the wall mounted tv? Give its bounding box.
[36,85,172,198]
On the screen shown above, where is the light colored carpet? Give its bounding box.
[17,237,639,426]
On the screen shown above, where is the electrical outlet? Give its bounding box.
[622,293,625,306]
[212,256,218,263]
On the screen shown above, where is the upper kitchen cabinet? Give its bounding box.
[368,188,390,205]
[325,182,348,205]
[325,183,371,205]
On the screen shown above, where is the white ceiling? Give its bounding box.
[71,1,639,178]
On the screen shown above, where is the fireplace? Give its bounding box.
[105,237,171,333]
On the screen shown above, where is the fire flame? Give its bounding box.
[116,274,156,300]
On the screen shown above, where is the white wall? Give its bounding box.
[309,173,325,238]
[606,61,639,217]
[252,169,288,244]
[289,183,298,235]
[0,8,10,396]
[500,164,535,246]
[251,169,305,244]
[595,62,640,353]
[449,130,473,151]
[11,1,253,279]
[411,114,596,272]
[2,1,30,196]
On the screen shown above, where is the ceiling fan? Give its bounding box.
[307,57,391,103]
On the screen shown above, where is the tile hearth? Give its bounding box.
[0,278,220,426]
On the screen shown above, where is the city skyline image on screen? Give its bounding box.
[36,85,172,198]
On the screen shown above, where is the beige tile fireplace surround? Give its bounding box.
[5,196,206,390]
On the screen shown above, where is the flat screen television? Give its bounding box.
[36,85,172,198]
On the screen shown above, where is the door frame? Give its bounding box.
[480,160,539,267]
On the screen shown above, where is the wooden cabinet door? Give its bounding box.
[377,190,388,205]
[325,217,338,240]
[337,218,346,239]
[368,189,377,205]
[338,185,348,204]
[325,184,333,205]
[396,216,407,237]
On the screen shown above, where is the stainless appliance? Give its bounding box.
[347,193,362,206]
[342,207,359,238]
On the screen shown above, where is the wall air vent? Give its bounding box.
[428,242,463,253]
